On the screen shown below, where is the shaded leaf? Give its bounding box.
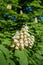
[14,50,28,65]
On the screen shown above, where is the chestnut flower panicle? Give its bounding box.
[11,25,35,49]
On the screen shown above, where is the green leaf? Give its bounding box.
[0,51,8,65]
[2,38,11,45]
[0,33,5,38]
[0,45,9,57]
[14,50,28,65]
[9,59,15,65]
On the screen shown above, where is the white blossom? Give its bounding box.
[28,38,31,42]
[24,41,28,46]
[20,31,23,38]
[13,39,19,43]
[24,32,27,34]
[7,4,12,10]
[16,36,20,39]
[27,33,30,37]
[20,39,23,44]
[31,35,35,42]
[20,43,24,49]
[22,28,26,32]
[15,46,19,49]
[24,25,28,30]
[16,43,20,47]
[24,35,27,38]
[20,35,23,39]
[11,25,35,49]
[29,46,32,48]
[12,36,16,39]
[24,37,27,41]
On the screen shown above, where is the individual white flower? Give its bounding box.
[20,10,23,14]
[22,28,26,32]
[20,32,23,39]
[13,39,19,43]
[31,35,35,42]
[12,35,20,40]
[12,36,16,39]
[29,46,32,48]
[7,4,12,10]
[28,38,32,46]
[27,33,30,37]
[24,41,28,46]
[28,38,31,41]
[20,43,24,46]
[24,43,28,47]
[12,31,20,39]
[28,40,34,48]
[20,43,24,49]
[15,35,20,39]
[21,25,29,32]
[20,39,23,44]
[24,33,30,38]
[29,42,33,46]
[15,46,19,49]
[31,40,34,44]
[24,31,27,35]
[20,35,24,39]
[24,35,27,38]
[28,41,31,44]
[16,43,20,47]
[24,25,28,30]
[24,37,27,41]
[25,40,28,43]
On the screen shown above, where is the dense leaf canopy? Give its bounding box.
[0,0,43,65]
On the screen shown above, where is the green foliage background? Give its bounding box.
[0,0,43,65]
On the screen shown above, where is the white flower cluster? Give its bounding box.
[11,25,35,49]
[7,4,12,10]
